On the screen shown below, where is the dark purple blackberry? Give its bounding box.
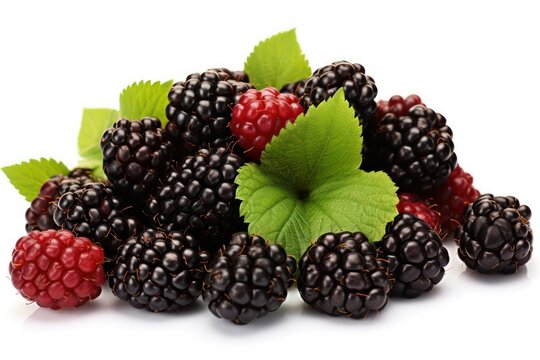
[457,194,533,274]
[299,61,377,122]
[363,105,457,193]
[280,79,307,98]
[53,183,141,259]
[101,117,173,202]
[164,68,253,159]
[202,233,296,325]
[378,214,449,298]
[25,168,94,232]
[109,229,209,312]
[146,147,245,254]
[298,232,391,318]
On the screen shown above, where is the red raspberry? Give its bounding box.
[397,192,441,233]
[231,87,303,161]
[9,230,106,310]
[430,165,480,231]
[375,94,424,123]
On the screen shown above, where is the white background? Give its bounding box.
[1,0,538,359]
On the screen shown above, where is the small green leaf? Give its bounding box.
[244,29,311,90]
[236,89,398,259]
[2,158,69,202]
[119,80,173,123]
[77,108,119,179]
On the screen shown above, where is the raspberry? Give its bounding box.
[109,229,209,312]
[430,165,480,231]
[297,232,391,318]
[25,168,94,232]
[231,87,304,161]
[101,117,173,202]
[397,192,441,232]
[363,105,457,193]
[375,94,424,124]
[457,194,533,274]
[202,232,296,324]
[378,214,449,298]
[9,230,106,309]
[164,68,253,160]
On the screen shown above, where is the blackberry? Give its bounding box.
[101,118,173,202]
[299,61,377,122]
[397,192,441,233]
[25,168,94,232]
[280,79,307,98]
[202,233,296,325]
[146,147,244,254]
[363,105,457,193]
[297,232,391,318]
[457,194,533,274]
[109,229,209,312]
[378,214,449,298]
[53,183,141,259]
[164,68,254,159]
[375,94,424,124]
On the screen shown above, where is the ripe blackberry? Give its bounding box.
[398,192,441,232]
[280,79,307,98]
[202,233,296,325]
[299,61,377,122]
[109,229,209,312]
[101,118,173,202]
[53,183,141,259]
[378,214,449,298]
[363,105,457,193]
[457,194,533,274]
[25,168,94,232]
[164,68,254,159]
[430,165,480,231]
[146,147,244,254]
[9,230,106,309]
[298,232,391,318]
[231,87,304,161]
[375,94,424,124]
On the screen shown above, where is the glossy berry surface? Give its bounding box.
[231,87,303,161]
[203,233,296,325]
[146,147,244,254]
[109,229,209,312]
[9,230,106,309]
[378,214,449,298]
[457,194,533,274]
[280,79,307,98]
[375,94,424,124]
[25,168,94,232]
[101,117,172,201]
[430,165,480,231]
[165,68,253,159]
[298,232,391,318]
[53,183,141,259]
[397,192,441,232]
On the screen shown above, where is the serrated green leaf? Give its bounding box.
[244,29,311,90]
[236,90,398,259]
[119,80,173,123]
[77,108,119,180]
[2,158,69,202]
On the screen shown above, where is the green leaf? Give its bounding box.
[119,80,173,123]
[236,89,398,259]
[77,108,119,179]
[244,29,311,90]
[2,158,69,202]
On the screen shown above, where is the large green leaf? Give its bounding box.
[119,80,173,123]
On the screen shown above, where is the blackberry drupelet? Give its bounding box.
[363,105,457,193]
[164,68,253,159]
[378,214,449,298]
[280,79,307,98]
[146,147,244,254]
[457,194,533,274]
[25,168,94,232]
[202,232,296,325]
[298,232,391,318]
[101,117,173,202]
[299,61,378,122]
[109,229,209,312]
[397,192,441,233]
[53,183,141,259]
